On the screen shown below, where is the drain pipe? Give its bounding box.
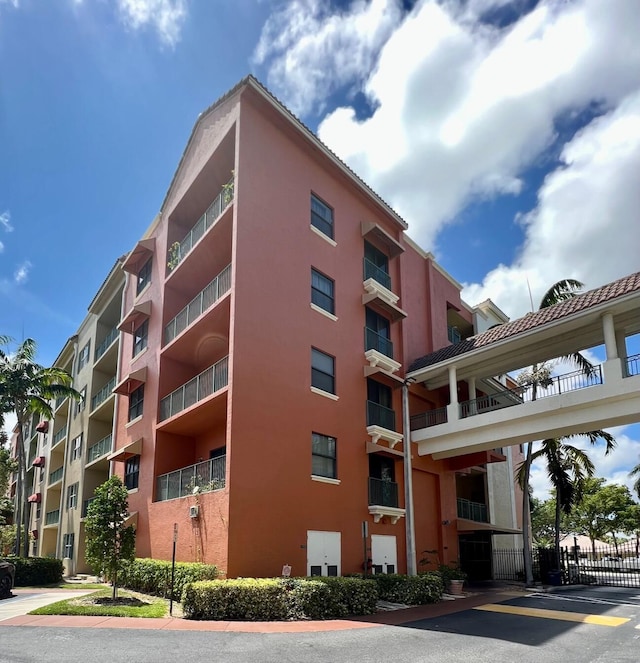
[403,378,417,576]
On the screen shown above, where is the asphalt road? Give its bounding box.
[1,586,639,663]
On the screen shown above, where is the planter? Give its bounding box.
[448,579,465,595]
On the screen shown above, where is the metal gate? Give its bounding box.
[561,542,640,588]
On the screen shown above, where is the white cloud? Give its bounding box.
[115,0,188,47]
[0,241,4,253]
[14,260,32,284]
[253,0,404,116]
[0,0,19,8]
[0,210,13,233]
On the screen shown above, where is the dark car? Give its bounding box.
[0,560,15,598]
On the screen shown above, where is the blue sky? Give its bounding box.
[1,0,639,498]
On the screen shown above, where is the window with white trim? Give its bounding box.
[311,348,335,394]
[67,482,78,509]
[311,268,335,315]
[311,194,334,239]
[312,433,337,479]
[71,434,83,461]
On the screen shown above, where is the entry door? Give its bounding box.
[371,535,397,574]
[307,531,341,577]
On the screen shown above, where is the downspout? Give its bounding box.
[403,379,417,575]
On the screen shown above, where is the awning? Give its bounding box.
[361,221,404,258]
[32,456,46,468]
[456,518,522,535]
[117,300,152,333]
[108,438,142,462]
[27,493,42,503]
[35,421,49,433]
[113,367,147,395]
[122,238,155,274]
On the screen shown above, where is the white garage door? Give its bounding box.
[307,530,341,577]
[371,534,397,574]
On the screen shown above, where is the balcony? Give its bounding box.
[369,477,399,508]
[54,395,68,412]
[90,376,117,412]
[159,356,229,423]
[457,498,488,523]
[82,497,96,518]
[156,455,226,502]
[87,434,112,464]
[51,427,67,449]
[448,326,462,345]
[366,400,403,447]
[626,353,640,377]
[362,264,406,322]
[410,408,448,430]
[365,327,393,359]
[94,327,118,362]
[49,467,63,486]
[44,509,60,526]
[363,258,391,291]
[164,264,231,345]
[167,179,234,273]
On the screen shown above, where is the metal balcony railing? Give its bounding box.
[459,388,524,419]
[156,455,226,502]
[363,258,391,291]
[54,395,68,410]
[94,327,118,361]
[368,477,399,508]
[159,356,229,421]
[91,376,117,412]
[49,467,63,485]
[457,497,488,522]
[447,326,462,344]
[87,434,112,463]
[164,264,232,345]
[410,407,448,430]
[365,327,394,358]
[168,179,234,272]
[626,353,640,377]
[45,509,60,525]
[52,427,67,447]
[366,400,396,431]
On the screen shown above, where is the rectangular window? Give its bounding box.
[71,434,83,461]
[132,319,149,357]
[365,307,392,357]
[310,194,334,239]
[311,348,335,394]
[128,385,144,421]
[311,268,335,315]
[125,455,140,490]
[67,483,78,510]
[75,387,86,417]
[137,258,152,295]
[312,433,337,479]
[77,342,91,372]
[63,533,75,559]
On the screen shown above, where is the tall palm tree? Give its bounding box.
[0,337,80,556]
[629,463,640,500]
[518,280,616,585]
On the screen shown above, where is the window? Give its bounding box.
[311,348,335,394]
[137,258,152,295]
[311,194,334,239]
[77,341,91,372]
[367,378,395,430]
[125,455,140,490]
[132,318,149,357]
[312,433,337,479]
[311,268,335,315]
[71,434,83,461]
[364,241,390,290]
[128,385,144,421]
[75,387,86,417]
[63,533,75,559]
[67,483,78,509]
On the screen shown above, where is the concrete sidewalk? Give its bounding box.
[0,588,524,632]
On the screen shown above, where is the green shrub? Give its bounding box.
[120,558,219,601]
[1,556,63,586]
[312,576,378,616]
[371,573,444,604]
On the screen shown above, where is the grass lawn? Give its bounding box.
[29,589,173,618]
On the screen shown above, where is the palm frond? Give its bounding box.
[539,279,584,309]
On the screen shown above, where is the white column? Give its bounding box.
[468,376,477,416]
[446,365,459,422]
[602,313,618,360]
[402,381,417,576]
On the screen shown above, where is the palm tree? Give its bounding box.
[518,280,616,585]
[0,337,80,556]
[629,463,640,500]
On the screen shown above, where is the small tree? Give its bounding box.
[85,476,136,600]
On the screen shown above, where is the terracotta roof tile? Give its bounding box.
[408,271,640,372]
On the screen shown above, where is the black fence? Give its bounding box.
[492,543,640,588]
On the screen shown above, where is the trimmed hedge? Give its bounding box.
[370,572,443,604]
[182,576,378,621]
[120,558,219,600]
[1,556,63,586]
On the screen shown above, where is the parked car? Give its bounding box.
[0,560,15,599]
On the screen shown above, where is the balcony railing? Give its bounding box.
[91,376,117,411]
[459,388,524,419]
[447,326,462,344]
[156,455,226,502]
[52,427,67,447]
[94,327,118,361]
[363,258,391,291]
[45,509,60,525]
[365,327,394,359]
[368,477,399,508]
[367,400,396,431]
[168,179,234,272]
[626,353,640,377]
[82,497,96,518]
[457,497,488,523]
[410,407,448,430]
[54,395,68,410]
[164,264,232,345]
[49,467,63,485]
[87,434,112,463]
[159,356,229,421]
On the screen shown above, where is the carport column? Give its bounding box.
[402,380,417,576]
[446,365,459,422]
[602,313,623,382]
[468,377,477,416]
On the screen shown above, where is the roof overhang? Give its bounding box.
[122,238,155,274]
[118,300,152,333]
[113,367,147,395]
[456,519,521,535]
[108,438,142,462]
